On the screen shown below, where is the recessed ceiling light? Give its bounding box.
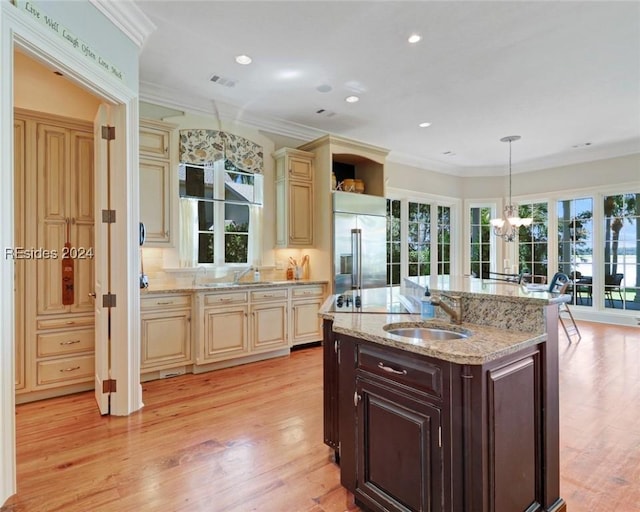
[235,54,252,65]
[345,95,359,103]
[316,84,332,93]
[418,122,431,128]
[408,34,421,44]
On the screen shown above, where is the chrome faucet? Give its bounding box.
[430,293,463,324]
[233,266,253,284]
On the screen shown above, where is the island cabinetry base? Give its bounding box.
[327,319,566,512]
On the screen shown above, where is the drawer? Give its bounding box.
[37,315,94,330]
[358,343,442,399]
[37,355,94,386]
[291,285,324,299]
[141,294,191,310]
[204,291,248,307]
[37,329,94,357]
[251,288,288,302]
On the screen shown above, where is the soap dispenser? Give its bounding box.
[421,287,435,320]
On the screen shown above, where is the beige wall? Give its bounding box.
[14,51,101,121]
[385,159,464,198]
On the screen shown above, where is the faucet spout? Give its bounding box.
[233,266,253,284]
[430,293,463,324]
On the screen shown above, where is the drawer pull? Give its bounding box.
[157,301,174,305]
[60,339,81,345]
[378,362,408,375]
[59,366,81,373]
[220,298,232,302]
[66,321,75,325]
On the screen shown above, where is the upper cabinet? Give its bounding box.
[298,135,388,197]
[139,119,178,246]
[274,147,315,248]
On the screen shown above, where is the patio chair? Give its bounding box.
[549,272,581,342]
[605,273,624,307]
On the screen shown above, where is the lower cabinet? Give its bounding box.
[328,322,563,512]
[250,288,289,352]
[199,291,249,363]
[355,376,443,512]
[140,294,192,373]
[290,285,324,346]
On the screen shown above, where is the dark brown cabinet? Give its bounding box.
[325,311,566,512]
[355,376,443,512]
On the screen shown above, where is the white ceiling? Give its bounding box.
[134,1,640,177]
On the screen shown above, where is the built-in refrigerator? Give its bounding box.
[333,191,387,294]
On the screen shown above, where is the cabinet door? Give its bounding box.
[201,305,249,362]
[288,180,313,246]
[139,124,170,158]
[250,302,288,352]
[141,310,192,371]
[140,157,171,244]
[288,155,313,180]
[291,298,323,346]
[355,377,443,512]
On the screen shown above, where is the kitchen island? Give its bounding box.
[321,277,568,512]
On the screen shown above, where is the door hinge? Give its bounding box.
[102,293,117,308]
[102,378,117,393]
[102,209,116,223]
[101,125,116,140]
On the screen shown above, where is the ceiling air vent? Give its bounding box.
[316,108,336,117]
[209,74,237,87]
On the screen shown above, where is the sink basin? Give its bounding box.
[385,327,468,341]
[201,283,238,288]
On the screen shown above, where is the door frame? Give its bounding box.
[0,2,142,502]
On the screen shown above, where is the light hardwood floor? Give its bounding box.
[2,321,639,512]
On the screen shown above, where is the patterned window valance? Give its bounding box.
[179,129,263,174]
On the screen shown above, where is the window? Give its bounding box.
[179,161,263,265]
[603,193,639,311]
[518,202,549,277]
[437,206,451,275]
[386,199,401,285]
[557,197,593,306]
[408,201,431,276]
[469,206,491,278]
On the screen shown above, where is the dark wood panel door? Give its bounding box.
[356,376,443,512]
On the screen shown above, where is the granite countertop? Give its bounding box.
[141,279,328,295]
[403,275,569,305]
[319,278,563,365]
[322,310,546,365]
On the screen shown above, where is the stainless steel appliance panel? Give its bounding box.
[333,192,387,294]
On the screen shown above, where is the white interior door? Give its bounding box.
[93,104,112,414]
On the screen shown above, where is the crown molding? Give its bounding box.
[139,81,326,142]
[89,0,156,49]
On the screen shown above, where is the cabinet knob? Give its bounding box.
[353,391,361,407]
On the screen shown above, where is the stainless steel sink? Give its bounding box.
[385,326,469,341]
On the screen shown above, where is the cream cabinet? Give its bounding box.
[14,109,96,402]
[139,119,177,246]
[274,148,314,247]
[200,290,250,363]
[140,294,192,372]
[250,288,289,353]
[290,285,325,346]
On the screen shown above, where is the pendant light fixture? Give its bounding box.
[490,135,532,242]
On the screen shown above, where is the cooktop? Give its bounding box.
[327,287,416,314]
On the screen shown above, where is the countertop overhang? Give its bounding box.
[141,279,328,295]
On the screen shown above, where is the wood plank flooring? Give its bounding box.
[3,321,640,512]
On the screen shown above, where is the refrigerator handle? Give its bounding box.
[351,228,362,289]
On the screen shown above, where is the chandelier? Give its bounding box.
[490,135,532,242]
